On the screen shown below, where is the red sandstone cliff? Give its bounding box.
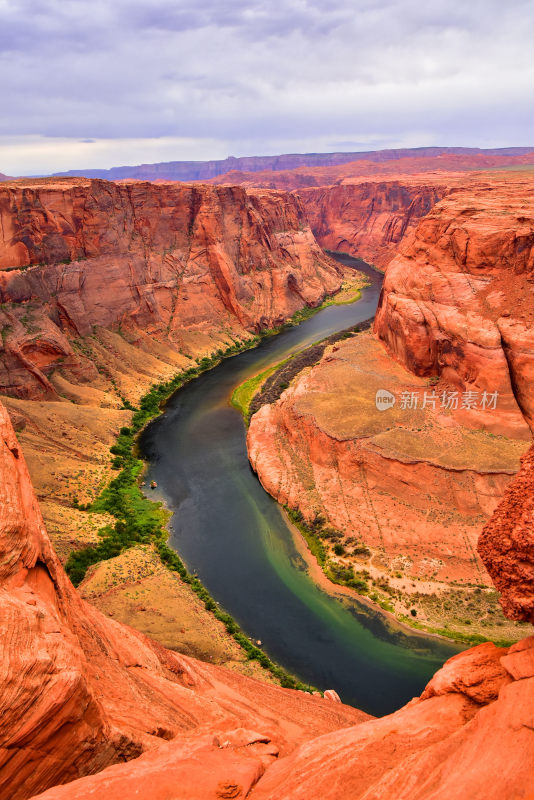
[374,178,534,435]
[479,445,534,624]
[298,180,449,268]
[0,178,342,399]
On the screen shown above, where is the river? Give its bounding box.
[139,254,460,717]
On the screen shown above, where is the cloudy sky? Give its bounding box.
[1,0,533,175]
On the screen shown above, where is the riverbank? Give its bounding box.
[282,506,517,648]
[66,274,371,693]
[137,255,463,716]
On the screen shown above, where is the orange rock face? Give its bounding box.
[249,638,534,800]
[374,177,534,437]
[0,401,368,800]
[298,179,449,268]
[479,445,534,623]
[0,178,342,398]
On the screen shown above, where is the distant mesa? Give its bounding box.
[51,146,534,182]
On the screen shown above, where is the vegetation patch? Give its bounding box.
[231,359,290,421]
[285,507,371,596]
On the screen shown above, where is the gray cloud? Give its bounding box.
[0,0,533,173]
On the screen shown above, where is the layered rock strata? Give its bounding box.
[0,178,342,400]
[299,179,449,268]
[374,178,534,435]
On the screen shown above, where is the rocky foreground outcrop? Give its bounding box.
[0,400,532,799]
[0,178,342,399]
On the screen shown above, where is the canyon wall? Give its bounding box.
[298,180,449,268]
[0,178,342,400]
[374,178,534,432]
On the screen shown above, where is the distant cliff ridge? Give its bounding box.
[51,146,534,182]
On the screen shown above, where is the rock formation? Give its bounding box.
[374,177,534,435]
[298,179,449,268]
[0,178,342,399]
[479,445,534,624]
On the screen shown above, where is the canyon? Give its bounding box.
[0,177,343,567]
[247,172,534,641]
[0,153,533,797]
[1,390,533,799]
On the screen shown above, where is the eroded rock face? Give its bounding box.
[479,445,534,623]
[299,180,449,268]
[248,639,534,800]
[302,181,448,267]
[374,178,534,436]
[0,401,368,800]
[28,636,534,800]
[0,178,342,398]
